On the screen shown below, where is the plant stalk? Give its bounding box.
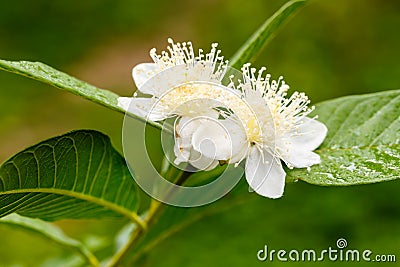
[106,160,187,266]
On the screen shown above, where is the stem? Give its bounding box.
[85,253,101,267]
[107,160,187,267]
[106,225,145,267]
[106,199,166,267]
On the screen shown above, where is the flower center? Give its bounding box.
[246,117,263,145]
[154,82,264,144]
[156,83,227,115]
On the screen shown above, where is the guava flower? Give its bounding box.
[118,39,327,199]
[118,39,233,170]
[192,64,327,198]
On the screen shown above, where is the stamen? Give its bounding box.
[238,63,315,143]
[149,38,228,82]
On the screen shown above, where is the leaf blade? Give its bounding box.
[229,0,307,69]
[0,60,163,130]
[0,60,121,112]
[0,130,143,226]
[288,89,400,185]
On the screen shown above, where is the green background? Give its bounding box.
[0,0,399,266]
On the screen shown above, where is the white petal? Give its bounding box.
[173,138,190,165]
[222,118,249,163]
[230,143,249,164]
[173,134,219,171]
[176,117,203,146]
[278,117,326,168]
[245,147,286,199]
[188,148,219,171]
[191,118,247,161]
[188,61,225,83]
[282,150,321,168]
[172,98,220,119]
[174,117,245,170]
[191,120,230,160]
[117,97,133,111]
[138,63,223,97]
[284,117,328,151]
[173,117,207,165]
[132,63,159,91]
[117,97,166,121]
[242,90,276,147]
[173,118,198,164]
[137,65,183,97]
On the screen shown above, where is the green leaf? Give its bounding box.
[288,89,400,185]
[0,60,121,111]
[0,214,99,267]
[229,0,307,69]
[0,130,143,227]
[0,60,162,130]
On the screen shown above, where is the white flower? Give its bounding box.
[192,64,327,198]
[118,38,327,199]
[117,38,227,120]
[118,39,233,170]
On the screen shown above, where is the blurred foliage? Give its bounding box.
[0,0,399,266]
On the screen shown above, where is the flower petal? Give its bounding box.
[137,63,224,97]
[173,139,190,165]
[221,118,248,163]
[174,133,219,171]
[284,117,328,151]
[117,97,166,121]
[191,120,229,160]
[191,118,247,161]
[172,99,220,119]
[176,117,204,146]
[132,63,159,91]
[117,97,133,111]
[173,117,201,164]
[282,150,321,168]
[188,148,219,171]
[277,117,326,168]
[245,147,286,199]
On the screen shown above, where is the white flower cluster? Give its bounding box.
[118,39,327,199]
